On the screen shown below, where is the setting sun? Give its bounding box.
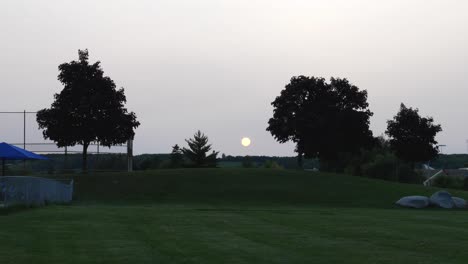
[241,137,251,147]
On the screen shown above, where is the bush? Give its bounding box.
[139,159,153,170]
[264,160,282,169]
[433,175,464,189]
[361,153,421,183]
[158,160,172,169]
[135,156,161,170]
[242,156,255,168]
[397,164,422,184]
[361,153,399,181]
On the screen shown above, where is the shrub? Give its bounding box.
[361,153,399,181]
[135,156,161,170]
[397,164,422,184]
[433,175,464,189]
[242,156,255,168]
[361,153,421,183]
[264,160,282,169]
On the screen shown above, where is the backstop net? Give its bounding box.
[0,111,133,174]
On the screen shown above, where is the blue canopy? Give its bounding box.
[0,142,48,160]
[0,142,48,176]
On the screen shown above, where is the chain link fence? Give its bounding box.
[0,111,133,174]
[0,176,73,207]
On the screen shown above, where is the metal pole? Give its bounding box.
[23,110,26,169]
[96,143,100,171]
[64,146,68,172]
[2,158,5,176]
[438,144,446,169]
[23,110,26,150]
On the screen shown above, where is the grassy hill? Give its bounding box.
[1,169,468,264]
[71,168,468,206]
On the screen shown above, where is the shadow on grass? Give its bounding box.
[0,202,73,216]
[0,204,37,216]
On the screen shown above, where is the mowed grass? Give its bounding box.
[1,168,468,264]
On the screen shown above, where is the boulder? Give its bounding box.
[396,196,430,208]
[430,191,454,209]
[452,197,467,209]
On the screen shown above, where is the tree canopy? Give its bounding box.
[182,131,218,168]
[37,49,140,172]
[267,76,373,168]
[386,103,442,165]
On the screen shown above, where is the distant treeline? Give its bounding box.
[133,154,319,170]
[219,155,319,169]
[3,153,318,175]
[4,153,465,176]
[429,154,468,169]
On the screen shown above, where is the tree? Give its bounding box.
[182,130,219,168]
[37,49,140,172]
[386,103,442,167]
[267,76,373,170]
[169,144,184,168]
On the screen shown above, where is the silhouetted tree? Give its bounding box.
[37,49,140,172]
[170,144,184,168]
[386,103,442,167]
[182,130,218,167]
[267,76,373,170]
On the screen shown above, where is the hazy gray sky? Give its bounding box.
[1,0,467,155]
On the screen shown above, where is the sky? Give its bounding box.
[0,0,467,156]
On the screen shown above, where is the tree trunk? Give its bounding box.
[82,142,89,173]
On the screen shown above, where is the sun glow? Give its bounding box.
[241,137,251,147]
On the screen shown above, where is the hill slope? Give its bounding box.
[2,169,468,264]
[71,168,468,207]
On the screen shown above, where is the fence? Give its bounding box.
[0,176,73,207]
[0,111,133,172]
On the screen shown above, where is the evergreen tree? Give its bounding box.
[182,131,218,168]
[170,144,184,168]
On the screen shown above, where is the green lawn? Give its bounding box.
[1,169,468,263]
